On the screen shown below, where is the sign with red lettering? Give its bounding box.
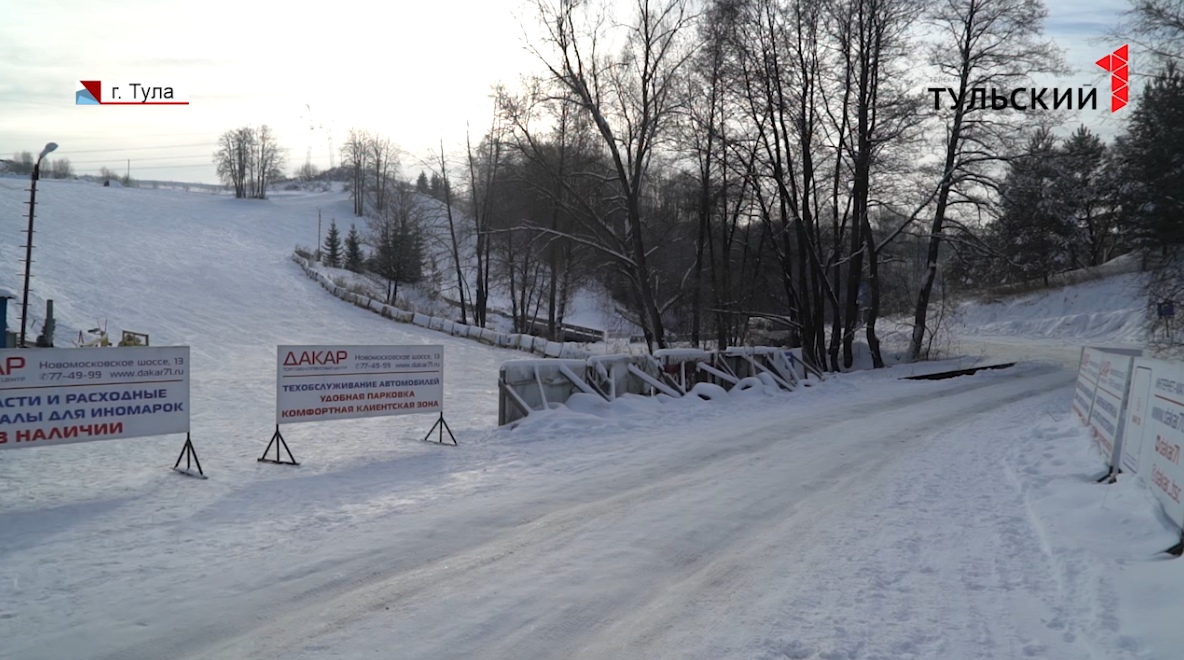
[276,344,443,425]
[0,346,190,449]
[1129,358,1184,527]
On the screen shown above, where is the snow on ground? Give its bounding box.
[2,180,1183,659]
[953,270,1148,347]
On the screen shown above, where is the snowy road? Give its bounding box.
[0,183,1152,659]
[139,363,1084,660]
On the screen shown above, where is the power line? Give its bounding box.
[67,153,218,165]
[62,142,214,155]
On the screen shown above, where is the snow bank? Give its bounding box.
[955,271,1148,345]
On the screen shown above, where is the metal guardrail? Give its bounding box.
[498,347,816,427]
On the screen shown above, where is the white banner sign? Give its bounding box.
[276,345,443,425]
[1087,353,1135,464]
[0,346,190,449]
[1131,358,1184,527]
[1121,363,1154,474]
[1073,346,1104,423]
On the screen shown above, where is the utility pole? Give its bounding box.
[20,142,58,347]
[317,209,322,262]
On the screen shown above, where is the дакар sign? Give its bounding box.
[276,345,443,424]
[0,346,190,449]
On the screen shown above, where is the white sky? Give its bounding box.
[0,0,1135,185]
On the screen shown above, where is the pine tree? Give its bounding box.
[369,218,425,304]
[1115,62,1184,249]
[416,171,429,193]
[323,220,343,268]
[345,224,364,272]
[1057,126,1116,267]
[994,128,1073,285]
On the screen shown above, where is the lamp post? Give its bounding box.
[20,142,58,348]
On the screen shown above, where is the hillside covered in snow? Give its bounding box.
[1,179,1180,660]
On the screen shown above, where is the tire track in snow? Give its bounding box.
[142,365,1077,660]
[566,367,1079,660]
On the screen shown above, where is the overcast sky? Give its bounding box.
[0,0,1135,185]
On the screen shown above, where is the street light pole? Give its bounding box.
[19,142,57,348]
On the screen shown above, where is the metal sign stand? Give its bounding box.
[423,413,457,446]
[172,433,207,479]
[1164,531,1184,558]
[259,424,299,465]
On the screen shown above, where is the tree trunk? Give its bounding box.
[909,80,968,361]
[439,142,467,324]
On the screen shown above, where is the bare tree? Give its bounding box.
[295,162,320,182]
[829,0,926,368]
[907,0,1065,361]
[370,135,397,212]
[49,158,73,179]
[524,0,697,351]
[1117,0,1184,64]
[466,113,508,328]
[213,125,285,199]
[214,127,253,198]
[730,0,837,368]
[341,129,370,216]
[435,140,469,324]
[251,125,286,199]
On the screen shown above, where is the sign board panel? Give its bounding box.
[1135,358,1184,528]
[1121,364,1153,474]
[1087,353,1135,463]
[276,345,443,425]
[1073,346,1104,423]
[0,346,190,449]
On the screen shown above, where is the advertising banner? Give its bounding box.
[1133,358,1184,527]
[1073,346,1103,423]
[276,345,443,425]
[1087,353,1135,465]
[0,346,190,449]
[1121,363,1154,474]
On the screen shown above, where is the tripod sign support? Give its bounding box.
[423,413,457,446]
[172,433,207,479]
[259,425,299,465]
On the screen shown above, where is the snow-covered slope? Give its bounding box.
[1,180,1182,660]
[954,270,1147,346]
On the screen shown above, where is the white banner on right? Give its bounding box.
[1122,357,1184,529]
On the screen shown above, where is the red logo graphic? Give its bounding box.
[283,350,348,366]
[0,356,26,376]
[1096,45,1129,112]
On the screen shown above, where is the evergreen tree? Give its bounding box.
[416,171,429,192]
[429,172,442,198]
[323,220,343,268]
[1057,125,1118,267]
[345,224,364,272]
[369,219,425,304]
[994,128,1073,285]
[1114,62,1184,249]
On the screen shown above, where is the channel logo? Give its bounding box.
[1095,45,1129,113]
[75,81,189,105]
